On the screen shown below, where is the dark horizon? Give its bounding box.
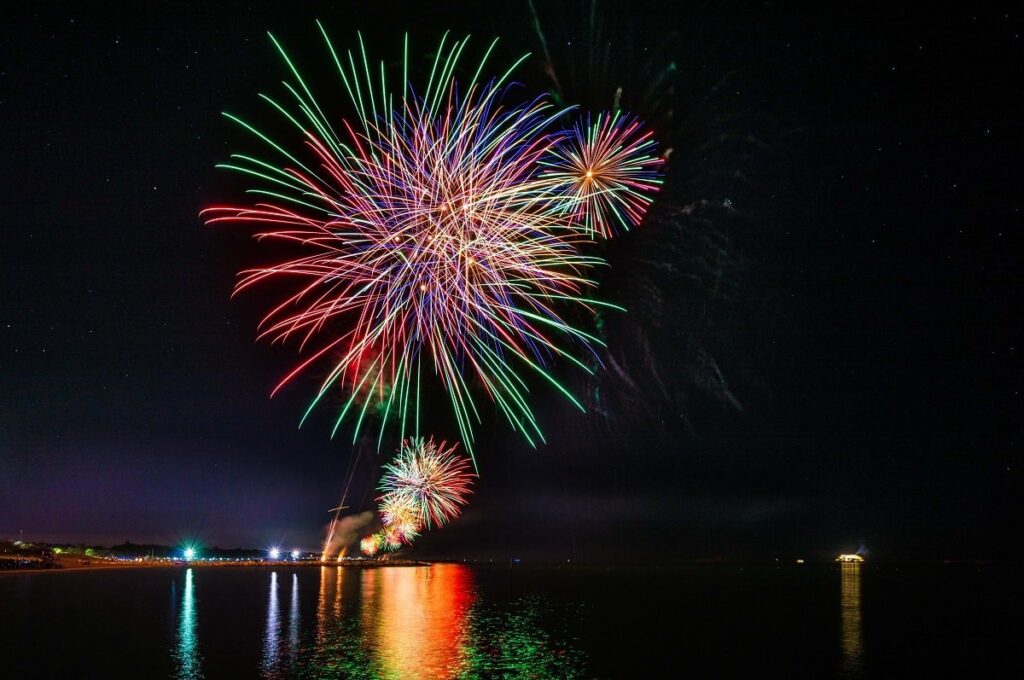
[1,2,1020,562]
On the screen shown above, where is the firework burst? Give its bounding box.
[379,493,422,535]
[202,27,619,457]
[359,534,381,556]
[541,111,664,238]
[378,523,413,551]
[378,437,475,528]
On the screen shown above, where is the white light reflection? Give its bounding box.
[261,571,281,677]
[288,573,300,666]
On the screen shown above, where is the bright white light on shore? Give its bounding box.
[269,548,281,560]
[290,550,299,559]
[183,548,195,560]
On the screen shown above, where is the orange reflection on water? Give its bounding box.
[840,562,863,677]
[315,567,329,650]
[314,567,344,648]
[366,564,476,679]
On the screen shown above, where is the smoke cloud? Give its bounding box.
[322,511,376,559]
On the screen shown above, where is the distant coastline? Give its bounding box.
[0,554,432,575]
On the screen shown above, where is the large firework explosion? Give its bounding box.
[207,25,665,559]
[202,26,665,457]
[378,437,475,528]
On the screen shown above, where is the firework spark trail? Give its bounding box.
[321,445,363,561]
[540,110,665,238]
[201,28,637,458]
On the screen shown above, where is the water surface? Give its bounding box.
[1,563,1019,677]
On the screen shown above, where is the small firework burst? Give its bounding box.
[378,437,475,528]
[542,111,664,238]
[379,493,422,545]
[360,534,381,556]
[377,524,411,551]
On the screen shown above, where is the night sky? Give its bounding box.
[1,2,1021,562]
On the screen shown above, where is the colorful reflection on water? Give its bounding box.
[7,562,1016,677]
[311,564,483,677]
[362,565,476,677]
[172,565,585,679]
[840,562,864,678]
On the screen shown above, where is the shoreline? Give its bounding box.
[0,558,431,576]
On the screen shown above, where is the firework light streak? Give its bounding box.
[378,437,475,528]
[202,26,628,457]
[540,111,664,238]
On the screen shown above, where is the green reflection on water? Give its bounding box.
[175,568,203,680]
[457,594,587,679]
